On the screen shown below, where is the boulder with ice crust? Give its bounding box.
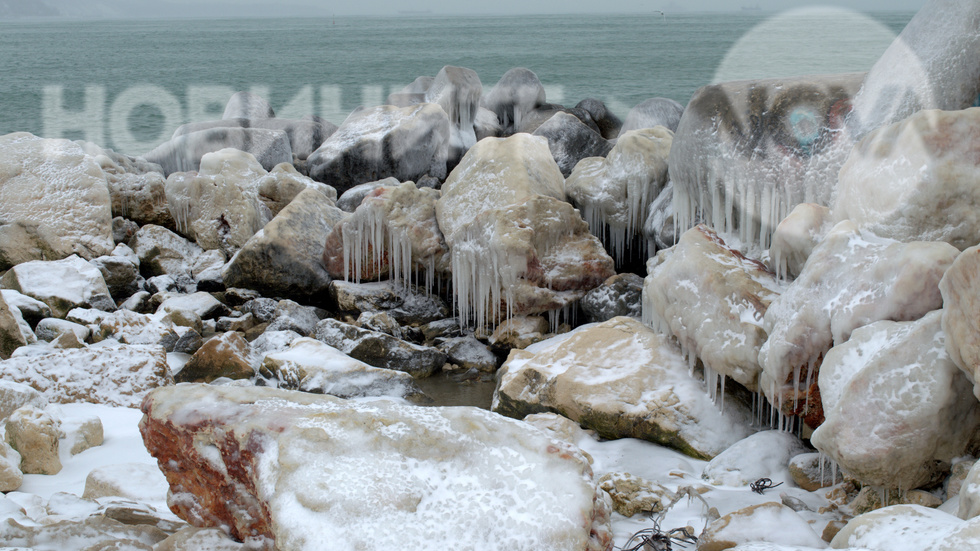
[0,344,173,407]
[811,311,980,490]
[1,255,115,319]
[5,405,61,475]
[481,67,547,136]
[759,222,958,427]
[323,181,449,285]
[129,224,205,282]
[669,72,865,249]
[307,103,451,195]
[0,133,114,269]
[424,65,482,161]
[436,133,615,328]
[618,97,685,135]
[139,383,614,551]
[566,127,672,266]
[493,317,755,459]
[698,502,826,551]
[314,318,446,378]
[532,112,612,177]
[834,107,980,250]
[173,117,337,161]
[642,225,780,393]
[940,245,980,399]
[144,127,293,176]
[176,331,254,383]
[701,430,809,487]
[769,203,834,280]
[830,504,980,550]
[580,273,644,323]
[223,187,345,303]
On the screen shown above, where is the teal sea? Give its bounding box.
[0,11,914,155]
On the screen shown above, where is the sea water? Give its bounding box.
[0,11,913,156]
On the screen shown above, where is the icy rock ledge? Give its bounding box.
[140,384,613,551]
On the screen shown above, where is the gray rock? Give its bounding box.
[436,335,497,372]
[481,67,547,135]
[90,253,141,301]
[642,181,677,252]
[425,65,483,161]
[0,290,50,329]
[532,112,612,177]
[619,97,685,135]
[128,224,203,279]
[576,98,623,140]
[34,318,91,343]
[336,177,400,212]
[314,318,447,378]
[266,299,320,336]
[248,297,278,323]
[112,216,140,245]
[581,273,644,323]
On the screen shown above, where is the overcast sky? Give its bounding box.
[43,0,929,18]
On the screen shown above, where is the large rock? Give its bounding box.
[941,245,980,399]
[0,292,27,359]
[830,504,980,550]
[95,309,179,348]
[769,202,834,280]
[566,127,672,265]
[139,384,613,551]
[173,118,336,161]
[0,516,168,550]
[424,65,482,160]
[224,187,345,302]
[129,224,205,280]
[532,112,612,177]
[812,311,980,490]
[618,97,685,135]
[669,72,865,248]
[176,331,254,383]
[314,318,446,378]
[834,108,980,250]
[307,103,451,195]
[436,133,615,327]
[760,222,958,427]
[0,380,46,421]
[579,273,644,323]
[5,405,61,475]
[77,141,174,230]
[1,255,114,318]
[493,317,755,459]
[0,344,173,407]
[0,133,114,268]
[642,226,780,393]
[575,98,623,140]
[259,337,426,400]
[701,430,809,487]
[144,127,292,176]
[699,502,826,551]
[323,182,449,285]
[481,68,547,135]
[328,280,450,325]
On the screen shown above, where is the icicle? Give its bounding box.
[719,374,726,414]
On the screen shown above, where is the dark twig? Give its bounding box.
[750,477,783,495]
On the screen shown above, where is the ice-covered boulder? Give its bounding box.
[144,127,293,176]
[0,516,169,550]
[35,318,90,343]
[618,97,685,135]
[336,177,399,212]
[129,224,205,282]
[77,141,174,231]
[222,91,275,120]
[701,430,809,487]
[642,226,780,393]
[307,103,451,195]
[165,149,278,254]
[1,289,50,329]
[812,311,980,490]
[259,337,426,401]
[831,504,980,550]
[323,181,449,286]
[575,98,623,140]
[139,384,613,551]
[0,441,21,492]
[699,502,826,551]
[580,273,644,323]
[94,309,179,348]
[265,299,320,336]
[436,133,615,327]
[670,72,865,248]
[0,380,46,421]
[224,187,345,303]
[173,117,336,161]
[566,127,672,265]
[769,203,834,280]
[5,405,61,475]
[424,65,482,160]
[255,162,337,217]
[0,292,27,359]
[834,108,980,250]
[176,331,254,383]
[481,67,547,135]
[532,112,612,177]
[156,292,228,321]
[90,244,142,301]
[760,222,958,427]
[493,317,755,459]
[314,318,446,378]
[0,133,114,268]
[1,255,114,318]
[0,343,173,407]
[940,245,980,399]
[387,75,434,106]
[436,335,497,373]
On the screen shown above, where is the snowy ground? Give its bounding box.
[0,401,842,550]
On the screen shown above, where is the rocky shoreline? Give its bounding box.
[3,0,980,549]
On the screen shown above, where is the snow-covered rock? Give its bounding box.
[939,244,980,399]
[5,405,61,475]
[669,72,865,248]
[95,310,179,348]
[314,318,446,378]
[173,118,336,161]
[566,127,672,264]
[34,318,91,343]
[1,255,115,318]
[701,430,809,487]
[224,187,345,302]
[0,292,27,359]
[811,311,980,490]
[424,65,482,160]
[265,299,319,336]
[489,315,551,350]
[532,112,612,177]
[79,140,174,231]
[129,224,204,281]
[834,108,980,250]
[323,181,448,285]
[957,460,980,520]
[789,453,843,492]
[699,502,827,551]
[0,515,169,550]
[164,149,277,254]
[176,332,253,383]
[493,317,755,459]
[0,133,114,269]
[335,177,399,212]
[643,225,780,393]
[259,337,426,401]
[139,383,614,551]
[90,245,142,301]
[66,414,103,455]
[0,381,46,422]
[618,97,685,135]
[307,103,451,194]
[0,441,22,492]
[769,203,834,280]
[831,504,980,550]
[82,463,169,502]
[328,280,450,325]
[1,289,51,329]
[145,127,292,176]
[155,526,245,551]
[642,180,677,251]
[481,67,547,135]
[437,133,614,327]
[435,335,497,373]
[156,292,227,321]
[761,222,958,427]
[580,273,644,323]
[0,344,173,407]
